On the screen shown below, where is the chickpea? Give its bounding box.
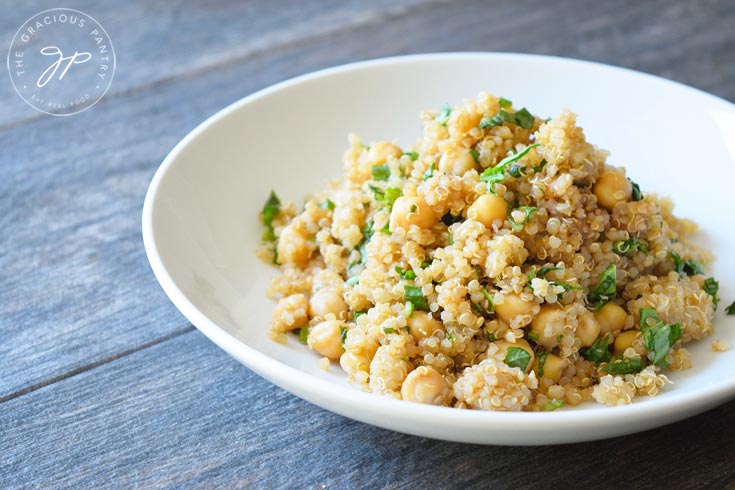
[593,170,631,211]
[368,142,402,164]
[467,194,508,229]
[614,330,639,356]
[307,319,345,360]
[340,351,371,376]
[400,366,449,405]
[529,305,566,350]
[407,312,444,341]
[494,339,535,373]
[309,288,347,319]
[272,294,308,331]
[577,310,601,347]
[594,303,628,335]
[276,225,312,266]
[390,196,437,230]
[439,148,476,176]
[532,352,567,383]
[495,293,540,326]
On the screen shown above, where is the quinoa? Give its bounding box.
[257,93,719,411]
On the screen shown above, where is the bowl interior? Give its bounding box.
[146,54,735,423]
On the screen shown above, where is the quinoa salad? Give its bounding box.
[257,93,724,411]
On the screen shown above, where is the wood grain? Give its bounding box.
[2,331,734,489]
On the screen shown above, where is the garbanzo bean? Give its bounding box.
[368,142,402,164]
[594,302,628,335]
[276,225,312,266]
[400,366,449,405]
[614,330,639,356]
[390,195,437,230]
[307,319,345,360]
[533,352,567,383]
[593,170,631,211]
[309,288,347,319]
[530,305,566,350]
[495,293,540,326]
[494,339,535,373]
[407,312,444,341]
[467,194,508,229]
[577,310,601,347]
[272,294,308,331]
[439,148,476,176]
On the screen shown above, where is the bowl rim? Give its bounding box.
[142,52,735,441]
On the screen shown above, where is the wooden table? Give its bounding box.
[2,1,734,487]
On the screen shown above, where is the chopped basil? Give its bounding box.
[261,190,281,242]
[371,163,391,181]
[404,301,415,318]
[404,285,430,311]
[469,148,480,163]
[507,206,538,231]
[402,151,419,161]
[422,162,435,181]
[703,277,719,310]
[479,108,535,130]
[670,251,703,276]
[582,334,612,364]
[612,236,649,256]
[383,327,396,334]
[639,308,682,368]
[437,104,452,126]
[504,346,532,371]
[340,326,348,347]
[298,326,309,345]
[601,357,643,375]
[318,199,336,211]
[441,212,463,226]
[629,179,643,201]
[395,266,417,281]
[588,264,617,309]
[541,399,564,412]
[479,144,539,193]
[537,349,548,377]
[726,300,735,315]
[369,184,402,208]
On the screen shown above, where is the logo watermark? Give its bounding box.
[7,8,115,116]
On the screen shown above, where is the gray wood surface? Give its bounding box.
[2,0,734,487]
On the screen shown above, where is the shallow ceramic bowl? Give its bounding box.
[143,53,735,445]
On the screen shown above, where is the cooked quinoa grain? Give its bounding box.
[258,93,719,411]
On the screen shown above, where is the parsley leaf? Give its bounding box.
[261,190,281,242]
[588,264,617,309]
[479,143,540,193]
[703,277,719,310]
[469,148,480,163]
[726,300,735,315]
[422,162,435,181]
[437,104,451,126]
[402,151,419,161]
[369,184,402,208]
[541,399,564,412]
[537,349,548,377]
[479,108,535,130]
[612,236,649,256]
[383,327,396,334]
[395,266,417,281]
[507,206,538,232]
[601,357,644,375]
[638,308,681,368]
[298,326,309,345]
[629,179,643,201]
[404,285,430,311]
[670,251,703,275]
[504,346,532,371]
[371,163,391,181]
[341,326,348,348]
[582,334,612,364]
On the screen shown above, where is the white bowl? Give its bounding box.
[143,53,735,445]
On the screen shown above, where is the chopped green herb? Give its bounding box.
[448,233,454,245]
[318,199,336,211]
[537,349,548,377]
[629,179,643,201]
[404,285,430,311]
[601,357,644,375]
[271,248,279,265]
[371,163,391,181]
[345,276,359,286]
[527,266,581,293]
[340,326,348,347]
[582,334,612,364]
[513,108,535,129]
[480,288,495,313]
[588,264,617,309]
[479,144,539,193]
[409,204,418,213]
[298,326,309,345]
[726,300,735,315]
[420,260,432,269]
[486,331,497,341]
[383,327,396,334]
[437,104,452,126]
[612,236,649,256]
[532,159,547,173]
[379,222,391,234]
[422,162,436,181]
[507,206,538,231]
[541,399,565,412]
[469,148,480,163]
[401,356,410,362]
[527,332,539,342]
[508,163,525,178]
[261,190,281,242]
[471,301,489,317]
[395,266,417,281]
[498,97,512,108]
[404,301,415,318]
[504,346,532,371]
[670,251,703,276]
[402,151,419,161]
[369,184,402,208]
[638,308,682,368]
[479,108,535,130]
[703,277,719,310]
[354,310,367,320]
[445,333,455,342]
[441,212,463,226]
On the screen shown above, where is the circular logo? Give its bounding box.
[7,8,116,116]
